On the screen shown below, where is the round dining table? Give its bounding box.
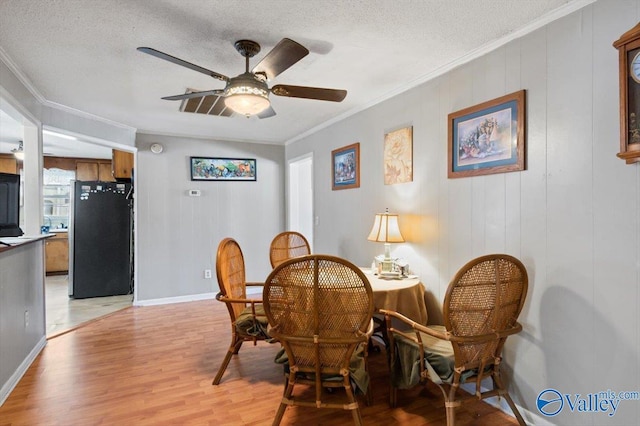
[360,268,428,325]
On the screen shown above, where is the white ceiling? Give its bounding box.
[0,0,587,155]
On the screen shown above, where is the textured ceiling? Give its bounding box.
[0,0,586,151]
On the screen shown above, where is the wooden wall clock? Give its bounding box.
[614,22,640,164]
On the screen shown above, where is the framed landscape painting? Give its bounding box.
[332,143,360,190]
[190,157,256,181]
[448,90,526,178]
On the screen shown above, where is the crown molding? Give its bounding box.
[41,99,137,132]
[135,128,283,146]
[0,46,136,134]
[0,45,47,104]
[285,0,596,146]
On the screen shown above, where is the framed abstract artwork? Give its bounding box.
[332,143,360,190]
[190,157,256,181]
[384,126,413,184]
[448,90,526,178]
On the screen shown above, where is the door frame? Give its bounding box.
[287,153,314,250]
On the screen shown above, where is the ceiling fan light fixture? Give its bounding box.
[223,73,270,116]
[139,38,346,120]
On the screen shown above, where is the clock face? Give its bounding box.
[631,51,640,84]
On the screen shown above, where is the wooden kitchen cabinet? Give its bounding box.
[112,149,133,180]
[76,160,115,181]
[99,162,115,181]
[45,232,69,275]
[0,156,18,174]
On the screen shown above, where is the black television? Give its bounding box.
[0,172,23,237]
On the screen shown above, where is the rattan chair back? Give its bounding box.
[212,238,268,385]
[216,238,248,321]
[381,253,528,426]
[269,231,311,268]
[444,254,528,374]
[264,254,374,426]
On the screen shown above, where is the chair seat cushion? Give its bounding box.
[234,304,269,338]
[391,325,457,388]
[274,342,370,395]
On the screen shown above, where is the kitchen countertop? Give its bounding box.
[0,234,53,254]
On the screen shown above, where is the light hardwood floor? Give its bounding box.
[45,275,132,337]
[1,299,521,425]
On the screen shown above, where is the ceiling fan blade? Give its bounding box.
[257,106,276,119]
[137,47,228,82]
[252,38,309,80]
[271,85,347,102]
[162,90,224,101]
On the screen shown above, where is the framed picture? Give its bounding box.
[332,143,360,190]
[613,22,640,164]
[384,126,413,184]
[190,157,256,181]
[448,90,526,178]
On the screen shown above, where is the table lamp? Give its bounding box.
[367,208,405,272]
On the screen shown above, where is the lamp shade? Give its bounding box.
[367,210,405,243]
[224,91,270,116]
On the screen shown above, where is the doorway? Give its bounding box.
[45,274,131,337]
[288,154,314,249]
[41,133,136,337]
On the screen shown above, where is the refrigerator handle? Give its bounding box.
[68,180,76,297]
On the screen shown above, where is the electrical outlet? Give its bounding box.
[24,310,29,328]
[204,269,212,279]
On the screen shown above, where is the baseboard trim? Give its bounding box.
[0,336,47,406]
[459,383,554,426]
[133,292,217,307]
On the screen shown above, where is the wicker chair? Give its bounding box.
[263,255,375,426]
[212,238,269,385]
[381,254,528,426]
[269,231,311,268]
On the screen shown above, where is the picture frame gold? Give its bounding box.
[332,143,360,190]
[448,90,526,178]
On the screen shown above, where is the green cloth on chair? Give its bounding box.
[390,325,459,388]
[274,343,370,395]
[235,304,270,338]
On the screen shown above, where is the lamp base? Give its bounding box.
[380,260,394,273]
[374,254,395,273]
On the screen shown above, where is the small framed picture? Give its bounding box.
[448,90,526,178]
[190,157,256,181]
[332,143,360,190]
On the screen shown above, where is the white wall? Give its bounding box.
[0,241,47,405]
[285,2,640,424]
[135,133,285,303]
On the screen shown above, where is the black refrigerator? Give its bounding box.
[69,181,133,299]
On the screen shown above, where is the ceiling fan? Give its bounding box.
[137,38,347,118]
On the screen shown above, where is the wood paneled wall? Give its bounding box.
[285,3,640,425]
